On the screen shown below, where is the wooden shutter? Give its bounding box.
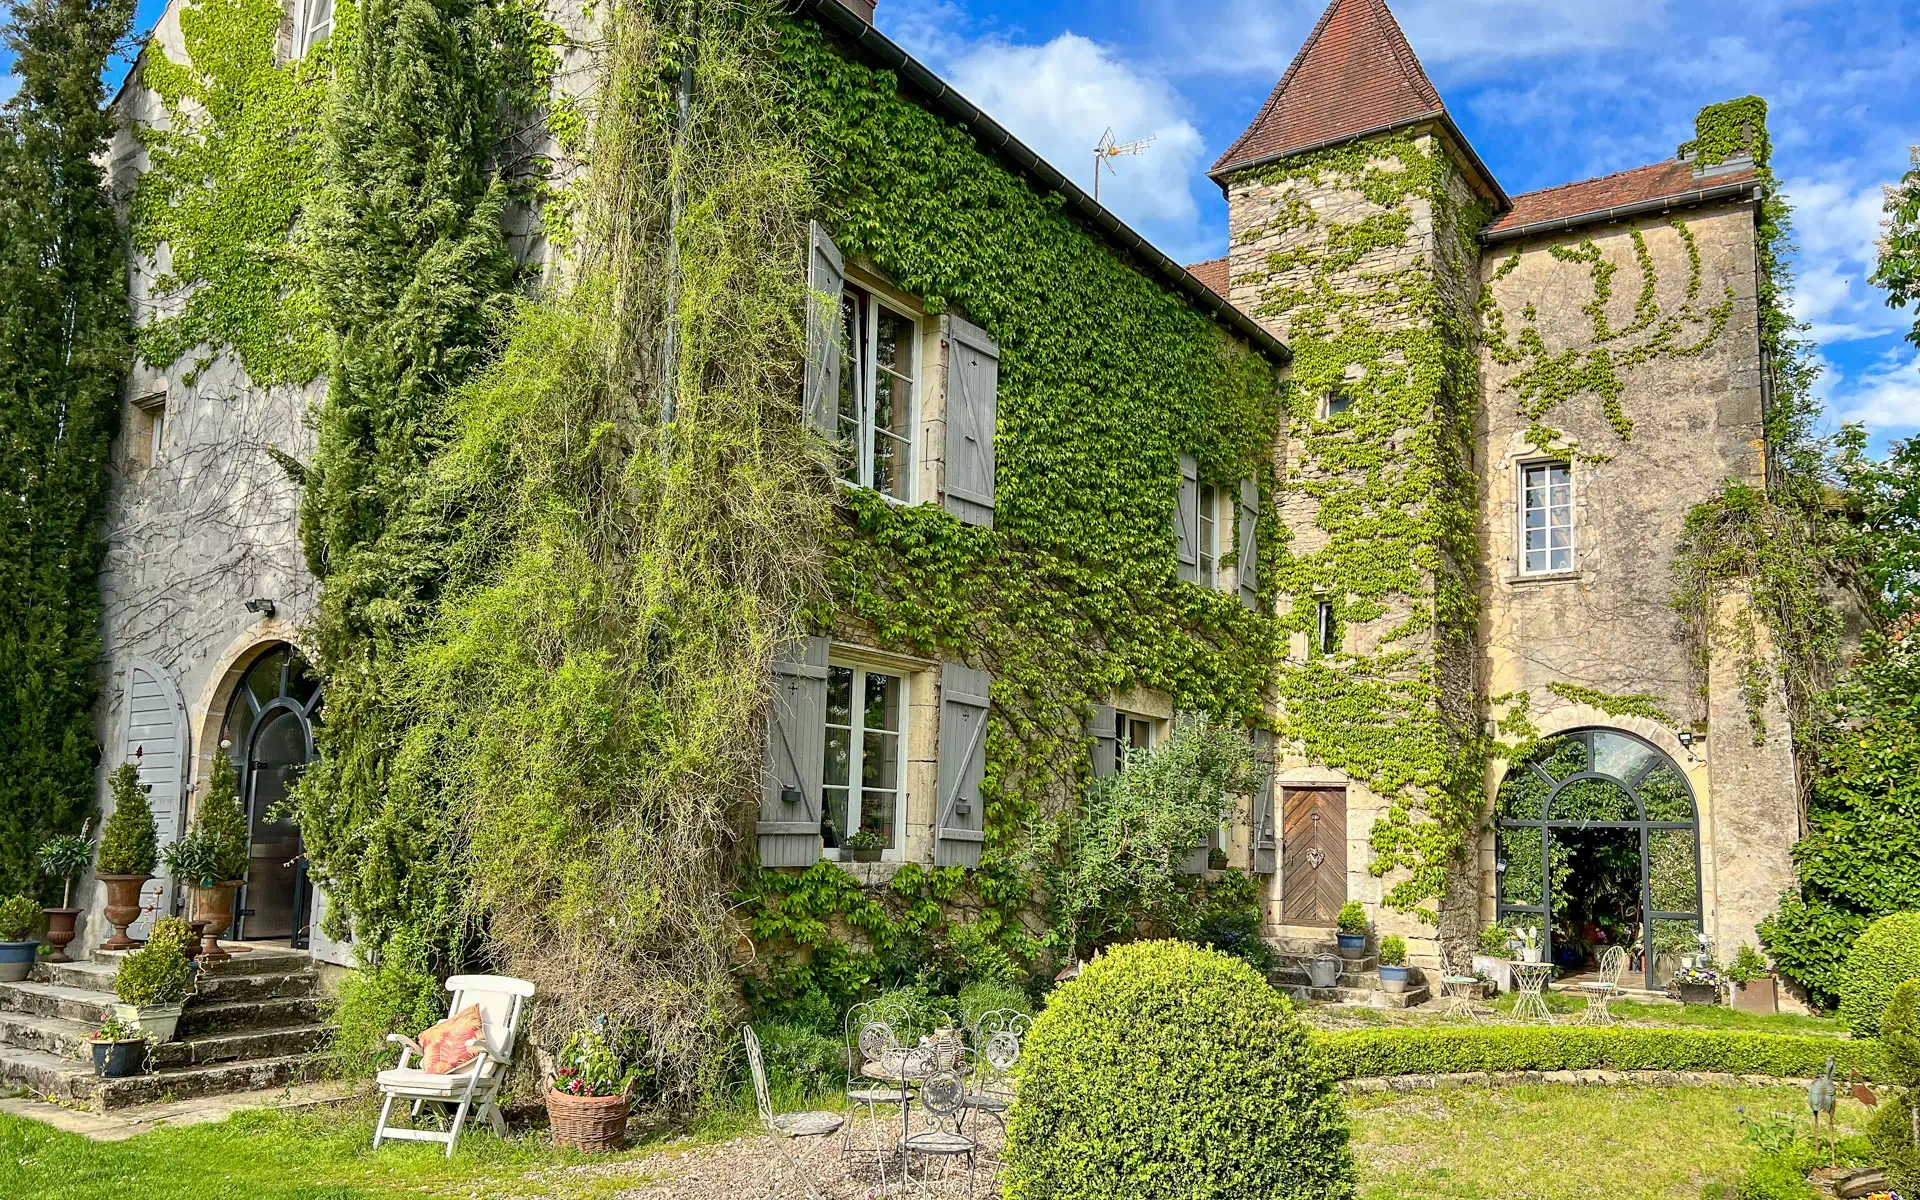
[1176,710,1211,874]
[1089,704,1118,778]
[1251,729,1277,874]
[803,222,845,439]
[944,317,999,528]
[1238,476,1261,611]
[758,636,828,867]
[935,663,991,868]
[1175,453,1199,583]
[122,657,190,937]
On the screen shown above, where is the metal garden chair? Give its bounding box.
[1577,945,1630,1026]
[901,1050,980,1198]
[743,1025,845,1200]
[843,999,913,1170]
[1437,949,1483,1019]
[963,1009,1028,1152]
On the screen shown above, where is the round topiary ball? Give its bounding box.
[1839,911,1920,1036]
[1003,940,1355,1200]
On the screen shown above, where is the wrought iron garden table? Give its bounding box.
[1510,961,1555,1023]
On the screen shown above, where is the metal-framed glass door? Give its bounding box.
[219,645,322,946]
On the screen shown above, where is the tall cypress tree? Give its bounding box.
[0,0,137,898]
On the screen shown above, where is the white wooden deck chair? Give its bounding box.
[372,974,535,1158]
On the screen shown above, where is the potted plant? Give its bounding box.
[1671,963,1722,1006]
[0,895,42,982]
[90,1012,147,1079]
[162,746,250,963]
[96,761,159,951]
[1514,923,1542,964]
[1378,934,1411,994]
[1472,923,1514,992]
[35,823,91,963]
[844,827,885,864]
[1207,846,1229,871]
[547,1023,639,1152]
[1727,943,1777,1016]
[112,919,195,1042]
[1335,901,1369,959]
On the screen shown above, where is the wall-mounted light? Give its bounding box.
[1495,858,1507,875]
[243,597,276,619]
[1678,730,1694,749]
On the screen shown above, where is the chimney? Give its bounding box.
[836,0,876,22]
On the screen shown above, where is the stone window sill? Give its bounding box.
[825,858,907,887]
[1504,568,1584,587]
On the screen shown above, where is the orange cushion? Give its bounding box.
[418,1005,485,1075]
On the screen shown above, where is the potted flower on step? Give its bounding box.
[90,1012,147,1079]
[36,823,92,963]
[1335,901,1369,960]
[1727,944,1778,1016]
[1378,934,1411,995]
[112,918,196,1042]
[844,827,885,864]
[0,895,42,982]
[97,761,159,951]
[161,746,250,963]
[547,1023,641,1152]
[1671,963,1722,1006]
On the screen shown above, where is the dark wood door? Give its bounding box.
[1281,787,1347,926]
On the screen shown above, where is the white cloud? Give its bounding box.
[1784,171,1904,344]
[1829,345,1920,430]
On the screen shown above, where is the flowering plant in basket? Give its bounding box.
[553,1024,640,1097]
[546,1021,642,1152]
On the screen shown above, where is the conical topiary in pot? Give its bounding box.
[97,761,159,951]
[163,746,250,964]
[0,895,42,982]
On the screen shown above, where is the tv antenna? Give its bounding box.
[1093,127,1155,204]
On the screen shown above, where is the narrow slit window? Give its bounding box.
[1198,484,1218,587]
[1521,462,1574,574]
[1315,601,1336,656]
[835,283,915,501]
[132,392,166,468]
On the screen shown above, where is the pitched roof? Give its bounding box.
[1211,0,1445,178]
[1484,158,1760,242]
[1186,257,1231,300]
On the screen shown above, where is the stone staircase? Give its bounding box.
[0,946,327,1111]
[1264,927,1432,1009]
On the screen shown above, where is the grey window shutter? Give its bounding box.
[759,636,828,867]
[1176,710,1211,874]
[803,222,845,439]
[936,663,992,868]
[1238,476,1261,610]
[1175,453,1199,583]
[1089,704,1118,778]
[944,317,999,528]
[123,657,190,937]
[1252,728,1277,874]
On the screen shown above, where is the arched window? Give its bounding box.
[218,644,322,945]
[1494,728,1700,990]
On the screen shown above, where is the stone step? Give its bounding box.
[92,945,312,979]
[0,1009,328,1068]
[0,980,318,1034]
[1381,985,1432,1010]
[0,1044,310,1111]
[39,959,317,1001]
[1277,983,1377,1005]
[1272,964,1382,991]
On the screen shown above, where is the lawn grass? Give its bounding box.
[1485,991,1843,1035]
[1348,1083,1867,1200]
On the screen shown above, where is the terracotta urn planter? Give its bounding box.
[1731,976,1779,1017]
[41,908,80,963]
[187,881,241,964]
[97,874,150,951]
[183,919,210,963]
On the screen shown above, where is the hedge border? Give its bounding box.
[1312,1026,1876,1082]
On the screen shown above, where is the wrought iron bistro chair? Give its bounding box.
[1577,945,1630,1026]
[1437,949,1484,1020]
[743,1025,844,1200]
[843,999,914,1170]
[902,1048,981,1198]
[962,1009,1028,1152]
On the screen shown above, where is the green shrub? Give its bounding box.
[1180,868,1277,974]
[146,916,196,958]
[1881,978,1920,1084]
[0,894,40,942]
[1003,940,1355,1200]
[957,980,1031,1030]
[1478,923,1511,956]
[1869,978,1920,1194]
[324,928,443,1079]
[872,984,959,1036]
[1728,943,1771,984]
[754,1021,845,1098]
[1311,1025,1879,1081]
[1379,935,1407,967]
[35,825,92,907]
[114,937,192,1005]
[97,762,158,877]
[1837,910,1920,1035]
[1336,900,1367,935]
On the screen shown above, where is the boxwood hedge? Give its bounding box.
[1312,1025,1876,1081]
[1838,911,1920,1036]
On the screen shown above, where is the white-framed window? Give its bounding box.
[1520,461,1574,574]
[1198,484,1219,587]
[1315,600,1336,656]
[1115,710,1156,760]
[1323,387,1353,418]
[822,663,907,855]
[131,391,167,468]
[836,283,916,501]
[294,0,335,56]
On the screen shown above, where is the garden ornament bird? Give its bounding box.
[1809,1056,1838,1166]
[1852,1067,1880,1108]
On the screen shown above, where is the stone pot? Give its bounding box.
[1676,980,1720,1006]
[97,873,150,951]
[1379,963,1411,995]
[1306,954,1342,989]
[92,1039,145,1079]
[1336,932,1368,960]
[41,908,79,964]
[187,880,241,964]
[113,1000,185,1044]
[851,846,882,863]
[0,939,38,983]
[1732,976,1778,1017]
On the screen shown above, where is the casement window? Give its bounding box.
[822,664,906,855]
[835,284,916,501]
[1520,461,1574,574]
[1324,387,1353,417]
[1116,710,1155,758]
[294,0,334,55]
[1315,601,1336,656]
[1198,484,1219,588]
[131,391,166,468]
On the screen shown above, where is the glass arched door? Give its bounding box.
[219,645,321,945]
[1494,728,1701,990]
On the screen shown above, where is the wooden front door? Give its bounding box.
[1281,787,1347,926]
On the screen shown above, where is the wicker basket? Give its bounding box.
[547,1087,631,1152]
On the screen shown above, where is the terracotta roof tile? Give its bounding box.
[1485,159,1759,239]
[1212,0,1446,177]
[1186,256,1230,300]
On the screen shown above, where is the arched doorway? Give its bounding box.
[1494,728,1701,990]
[218,644,321,945]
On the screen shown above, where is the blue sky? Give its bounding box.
[10,0,1920,451]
